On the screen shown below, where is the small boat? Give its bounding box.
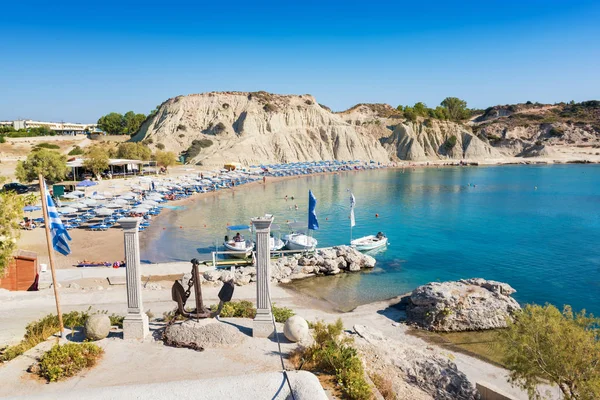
[348,192,388,252]
[223,225,255,258]
[268,224,286,252]
[351,233,388,252]
[284,222,318,251]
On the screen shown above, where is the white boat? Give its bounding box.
[284,232,318,251]
[223,225,255,258]
[268,224,286,252]
[348,193,388,252]
[351,233,388,252]
[284,221,318,251]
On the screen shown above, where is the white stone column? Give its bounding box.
[251,215,274,338]
[120,218,149,340]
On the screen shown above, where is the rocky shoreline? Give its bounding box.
[196,246,376,287]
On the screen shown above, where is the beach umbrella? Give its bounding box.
[81,198,98,206]
[23,205,41,212]
[71,190,85,196]
[77,179,98,187]
[90,194,106,200]
[139,177,152,182]
[141,200,159,206]
[62,193,79,199]
[95,208,114,216]
[112,198,129,205]
[104,202,123,208]
[130,207,149,214]
[57,206,78,214]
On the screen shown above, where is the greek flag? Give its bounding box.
[350,192,356,228]
[43,181,72,256]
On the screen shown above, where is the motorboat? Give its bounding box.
[351,233,388,252]
[268,224,286,252]
[284,222,317,251]
[348,192,388,252]
[223,225,255,258]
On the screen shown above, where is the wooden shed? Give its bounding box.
[0,250,39,291]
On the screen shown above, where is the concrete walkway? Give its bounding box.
[3,371,327,400]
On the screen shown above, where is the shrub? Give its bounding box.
[214,122,226,133]
[34,142,60,150]
[222,103,230,109]
[156,143,165,150]
[177,124,187,131]
[209,301,294,323]
[178,134,185,138]
[37,343,103,382]
[271,304,295,323]
[184,139,213,160]
[549,127,565,137]
[68,145,84,155]
[535,140,542,146]
[291,319,372,400]
[444,135,458,151]
[305,100,313,105]
[0,310,89,363]
[263,103,277,112]
[370,373,397,400]
[0,135,5,143]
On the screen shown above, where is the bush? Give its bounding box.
[0,135,5,143]
[34,142,60,150]
[156,143,165,150]
[178,134,185,138]
[263,103,277,112]
[214,122,226,133]
[370,373,397,400]
[177,124,187,131]
[68,145,84,155]
[38,343,103,382]
[444,135,457,151]
[184,139,213,160]
[0,310,89,363]
[209,301,294,323]
[549,127,565,137]
[291,319,372,400]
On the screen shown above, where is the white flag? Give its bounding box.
[350,193,356,228]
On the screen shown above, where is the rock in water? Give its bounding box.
[164,319,246,349]
[85,314,111,340]
[406,278,521,331]
[283,316,309,343]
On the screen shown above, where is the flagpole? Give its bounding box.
[38,173,65,338]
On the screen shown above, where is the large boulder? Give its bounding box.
[164,319,246,349]
[283,316,310,343]
[85,314,111,341]
[353,325,479,400]
[406,278,521,332]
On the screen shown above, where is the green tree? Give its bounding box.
[83,146,109,179]
[123,111,146,136]
[154,150,177,169]
[116,142,151,160]
[498,304,600,400]
[413,102,428,117]
[0,174,25,277]
[441,97,470,121]
[97,112,124,135]
[15,149,68,183]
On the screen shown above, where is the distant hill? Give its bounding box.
[132,92,600,165]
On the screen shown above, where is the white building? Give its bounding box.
[0,119,98,135]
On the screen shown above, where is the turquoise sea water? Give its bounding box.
[141,165,600,313]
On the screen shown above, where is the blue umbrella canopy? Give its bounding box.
[77,179,98,187]
[227,225,250,231]
[23,205,41,212]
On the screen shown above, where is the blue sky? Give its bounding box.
[1,0,599,122]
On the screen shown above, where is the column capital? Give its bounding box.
[251,215,274,231]
[119,217,142,231]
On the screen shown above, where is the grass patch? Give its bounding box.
[33,142,60,150]
[37,343,103,382]
[370,372,397,400]
[290,319,372,400]
[408,328,506,367]
[68,145,84,155]
[0,309,123,363]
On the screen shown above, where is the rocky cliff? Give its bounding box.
[132,92,600,165]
